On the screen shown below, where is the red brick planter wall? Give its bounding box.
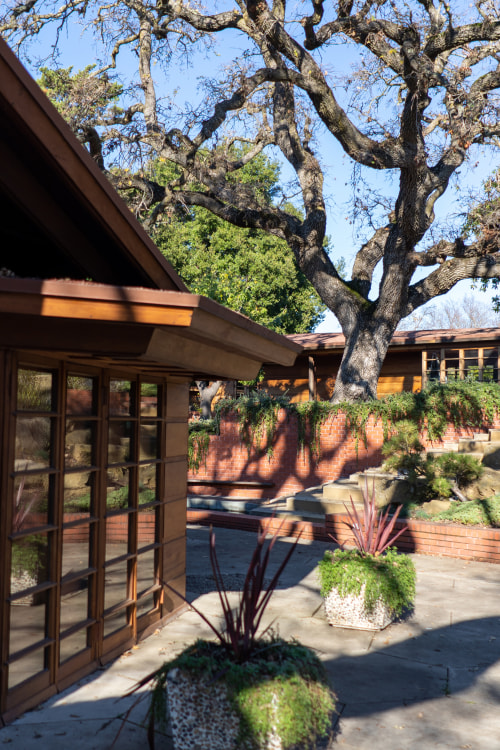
[188,410,500,499]
[186,509,500,564]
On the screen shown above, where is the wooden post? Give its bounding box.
[308,357,317,402]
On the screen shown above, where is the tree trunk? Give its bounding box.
[330,322,394,403]
[195,380,223,419]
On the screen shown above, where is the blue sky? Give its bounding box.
[16,11,500,332]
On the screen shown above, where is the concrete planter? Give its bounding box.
[166,668,287,750]
[323,584,394,631]
[160,640,336,750]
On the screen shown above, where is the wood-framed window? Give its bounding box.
[1,354,186,723]
[422,346,500,386]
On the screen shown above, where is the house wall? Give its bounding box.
[262,349,422,402]
[188,409,500,500]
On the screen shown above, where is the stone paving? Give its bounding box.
[1,524,500,749]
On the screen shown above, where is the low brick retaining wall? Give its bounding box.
[186,509,500,564]
[188,410,500,500]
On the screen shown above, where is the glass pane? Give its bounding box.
[484,349,497,363]
[103,609,128,638]
[17,369,53,411]
[141,383,158,416]
[464,349,478,358]
[62,524,90,577]
[64,471,94,515]
[9,596,47,656]
[60,578,91,633]
[104,561,129,611]
[8,648,47,691]
[483,365,498,382]
[13,475,49,532]
[137,593,157,619]
[445,349,459,358]
[139,421,159,461]
[464,357,479,367]
[108,421,133,464]
[65,420,94,469]
[11,534,49,591]
[110,380,133,416]
[66,376,95,416]
[464,366,479,380]
[137,549,156,595]
[59,629,89,664]
[138,464,157,506]
[426,351,441,380]
[105,516,129,562]
[15,416,52,467]
[106,468,131,510]
[138,510,156,549]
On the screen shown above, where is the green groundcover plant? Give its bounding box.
[403,496,500,527]
[318,548,416,617]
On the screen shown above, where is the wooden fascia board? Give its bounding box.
[0,38,187,292]
[0,279,302,373]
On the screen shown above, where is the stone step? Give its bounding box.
[473,433,490,442]
[322,478,364,503]
[489,429,500,442]
[187,495,259,514]
[442,442,459,451]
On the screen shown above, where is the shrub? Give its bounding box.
[318,548,415,616]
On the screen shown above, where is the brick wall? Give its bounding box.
[188,409,500,499]
[186,509,500,564]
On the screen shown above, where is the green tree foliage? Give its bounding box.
[153,186,326,334]
[150,153,326,334]
[466,169,500,312]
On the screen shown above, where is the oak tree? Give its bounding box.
[3,1,500,401]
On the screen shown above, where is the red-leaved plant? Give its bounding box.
[115,521,303,747]
[331,479,408,557]
[170,522,302,662]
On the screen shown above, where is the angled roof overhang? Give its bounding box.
[0,37,186,290]
[0,279,302,380]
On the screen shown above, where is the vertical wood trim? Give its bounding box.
[459,348,465,380]
[478,348,484,381]
[94,370,108,658]
[0,350,10,720]
[47,361,65,688]
[440,348,446,383]
[422,351,427,389]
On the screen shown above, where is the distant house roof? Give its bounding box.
[288,327,500,352]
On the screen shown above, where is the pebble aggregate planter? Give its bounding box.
[322,584,394,631]
[166,668,283,750]
[151,639,336,750]
[318,549,416,632]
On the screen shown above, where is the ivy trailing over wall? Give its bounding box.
[198,380,500,465]
[188,419,217,471]
[215,392,290,458]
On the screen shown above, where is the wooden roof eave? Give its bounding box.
[0,278,302,380]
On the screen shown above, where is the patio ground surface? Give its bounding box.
[2,523,500,749]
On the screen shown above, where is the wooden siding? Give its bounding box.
[262,349,422,401]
